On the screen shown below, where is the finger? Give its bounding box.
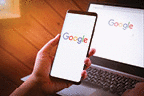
[81,70,87,80]
[40,34,60,53]
[122,89,131,96]
[134,82,144,88]
[84,58,91,70]
[51,56,55,62]
[88,48,96,57]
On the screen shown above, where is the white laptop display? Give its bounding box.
[88,3,144,78]
[89,3,144,68]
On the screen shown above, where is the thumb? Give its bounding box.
[40,34,60,54]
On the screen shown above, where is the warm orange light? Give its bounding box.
[0,0,20,19]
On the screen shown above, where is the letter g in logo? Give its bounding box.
[108,19,114,26]
[63,32,69,40]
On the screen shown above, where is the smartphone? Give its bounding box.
[50,10,97,84]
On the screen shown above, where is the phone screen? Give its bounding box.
[50,11,97,83]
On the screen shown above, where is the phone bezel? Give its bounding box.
[50,10,98,85]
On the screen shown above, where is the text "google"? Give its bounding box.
[63,32,88,44]
[108,19,133,30]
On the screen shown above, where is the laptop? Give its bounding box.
[57,2,144,96]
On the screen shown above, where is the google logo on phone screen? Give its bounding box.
[63,32,88,44]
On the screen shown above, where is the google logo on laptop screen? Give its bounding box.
[108,19,133,30]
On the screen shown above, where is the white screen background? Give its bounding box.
[51,13,96,82]
[89,4,144,68]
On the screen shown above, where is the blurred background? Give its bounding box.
[0,0,143,95]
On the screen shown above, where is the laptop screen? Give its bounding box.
[88,3,144,77]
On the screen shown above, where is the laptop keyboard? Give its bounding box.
[84,66,141,96]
